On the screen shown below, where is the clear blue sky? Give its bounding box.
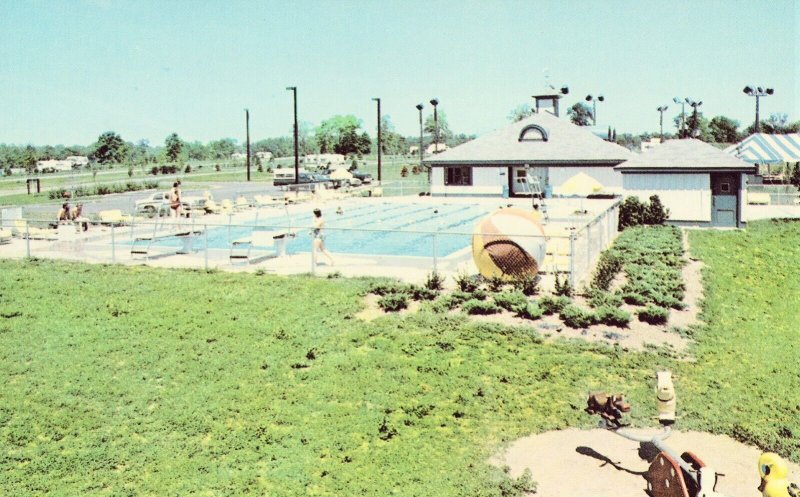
[0,0,797,146]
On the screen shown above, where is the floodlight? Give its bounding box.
[673,97,681,103]
[416,103,423,110]
[585,95,592,101]
[598,95,605,102]
[766,88,774,95]
[429,98,439,106]
[743,86,753,94]
[561,86,569,95]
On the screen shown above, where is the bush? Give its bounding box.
[486,275,505,292]
[469,289,488,301]
[455,271,480,293]
[560,304,596,329]
[619,196,646,230]
[515,302,544,320]
[492,291,529,312]
[637,304,669,324]
[539,295,571,315]
[369,280,409,296]
[408,285,438,301]
[587,289,625,308]
[462,299,501,315]
[425,271,445,291]
[645,195,669,225]
[150,166,159,176]
[215,164,221,172]
[622,292,648,306]
[594,306,631,327]
[553,273,573,297]
[400,166,409,177]
[184,164,192,174]
[378,293,409,312]
[512,274,539,296]
[591,251,623,290]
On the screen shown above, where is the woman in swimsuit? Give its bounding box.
[169,182,181,219]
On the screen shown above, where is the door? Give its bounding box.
[711,173,738,227]
[510,166,548,196]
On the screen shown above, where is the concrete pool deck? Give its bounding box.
[0,196,620,286]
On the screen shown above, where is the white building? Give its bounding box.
[616,139,756,228]
[255,151,272,160]
[424,112,632,197]
[66,156,89,166]
[36,159,75,172]
[231,153,247,161]
[303,154,345,167]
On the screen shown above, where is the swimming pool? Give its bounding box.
[148,201,496,257]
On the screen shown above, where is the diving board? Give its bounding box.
[131,227,205,258]
[229,230,289,263]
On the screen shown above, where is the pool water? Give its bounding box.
[149,202,496,257]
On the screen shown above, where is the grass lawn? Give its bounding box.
[0,220,798,495]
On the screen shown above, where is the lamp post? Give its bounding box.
[685,98,703,138]
[416,104,424,164]
[743,86,774,133]
[372,97,381,182]
[429,98,439,153]
[585,94,604,126]
[286,86,299,185]
[245,108,251,182]
[672,97,686,138]
[657,105,669,143]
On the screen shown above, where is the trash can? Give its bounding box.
[501,185,509,199]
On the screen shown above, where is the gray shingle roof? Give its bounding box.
[616,139,756,172]
[423,112,634,165]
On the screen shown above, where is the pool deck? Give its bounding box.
[0,196,619,287]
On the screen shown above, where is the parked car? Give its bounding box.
[351,171,373,184]
[273,168,319,186]
[135,192,204,217]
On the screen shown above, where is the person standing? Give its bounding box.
[169,182,181,219]
[312,208,334,266]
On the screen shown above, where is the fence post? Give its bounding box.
[204,225,208,271]
[25,224,30,258]
[569,233,576,288]
[432,232,438,273]
[311,235,317,276]
[586,224,592,269]
[111,223,116,264]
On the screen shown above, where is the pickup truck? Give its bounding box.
[135,192,205,217]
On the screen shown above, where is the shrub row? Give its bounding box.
[48,181,160,200]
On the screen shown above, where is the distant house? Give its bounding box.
[303,154,345,167]
[255,151,272,160]
[66,156,89,166]
[231,153,247,161]
[425,143,448,155]
[616,139,756,228]
[423,112,632,197]
[36,159,74,172]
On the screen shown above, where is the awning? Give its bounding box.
[724,133,800,164]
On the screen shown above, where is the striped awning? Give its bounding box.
[724,133,800,164]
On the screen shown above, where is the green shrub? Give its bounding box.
[637,304,669,324]
[369,280,409,296]
[515,302,544,320]
[486,275,505,292]
[425,271,445,291]
[559,304,596,329]
[619,196,646,230]
[455,270,480,293]
[587,289,624,309]
[645,195,669,225]
[492,291,529,312]
[591,251,623,290]
[539,295,571,315]
[408,285,438,301]
[469,289,488,301]
[553,273,573,297]
[184,164,192,174]
[462,299,501,315]
[594,306,631,327]
[512,274,539,296]
[378,293,408,312]
[622,292,647,306]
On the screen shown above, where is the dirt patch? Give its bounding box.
[494,428,800,497]
[354,294,420,321]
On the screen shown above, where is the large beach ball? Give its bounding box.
[472,207,546,280]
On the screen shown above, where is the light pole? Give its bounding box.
[585,94,604,126]
[245,108,251,182]
[372,97,381,182]
[657,105,669,143]
[286,87,298,185]
[743,86,774,133]
[415,104,424,165]
[429,98,439,153]
[673,97,686,138]
[685,98,703,138]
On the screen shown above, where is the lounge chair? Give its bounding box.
[204,199,222,214]
[0,228,12,244]
[234,196,252,211]
[98,209,132,226]
[11,220,58,240]
[219,199,235,215]
[253,195,280,208]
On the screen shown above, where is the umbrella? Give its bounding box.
[329,168,353,180]
[558,172,604,196]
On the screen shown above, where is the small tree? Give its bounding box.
[645,195,669,225]
[400,166,409,177]
[618,196,646,230]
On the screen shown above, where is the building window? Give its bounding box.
[720,182,730,193]
[445,166,472,186]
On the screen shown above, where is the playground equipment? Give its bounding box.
[758,453,799,497]
[471,207,546,281]
[586,371,728,497]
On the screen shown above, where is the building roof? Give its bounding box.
[424,112,633,166]
[616,139,756,173]
[723,133,800,164]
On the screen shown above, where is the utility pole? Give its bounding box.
[286,86,299,184]
[373,98,381,182]
[245,108,251,181]
[657,105,669,143]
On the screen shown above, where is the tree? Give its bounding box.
[507,104,534,122]
[164,133,184,163]
[567,103,593,126]
[316,115,362,154]
[685,111,713,142]
[379,115,408,155]
[92,131,128,164]
[208,138,236,159]
[424,111,452,144]
[744,113,800,135]
[708,116,740,143]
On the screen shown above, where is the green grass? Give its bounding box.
[1,219,799,494]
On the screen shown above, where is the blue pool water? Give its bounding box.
[149,202,496,257]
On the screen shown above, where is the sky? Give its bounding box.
[0,0,797,146]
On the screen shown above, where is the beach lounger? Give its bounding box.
[98,209,132,226]
[234,196,253,211]
[0,228,12,244]
[219,199,235,215]
[11,220,58,240]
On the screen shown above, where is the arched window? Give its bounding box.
[518,124,549,142]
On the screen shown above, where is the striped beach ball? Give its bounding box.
[472,207,546,280]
